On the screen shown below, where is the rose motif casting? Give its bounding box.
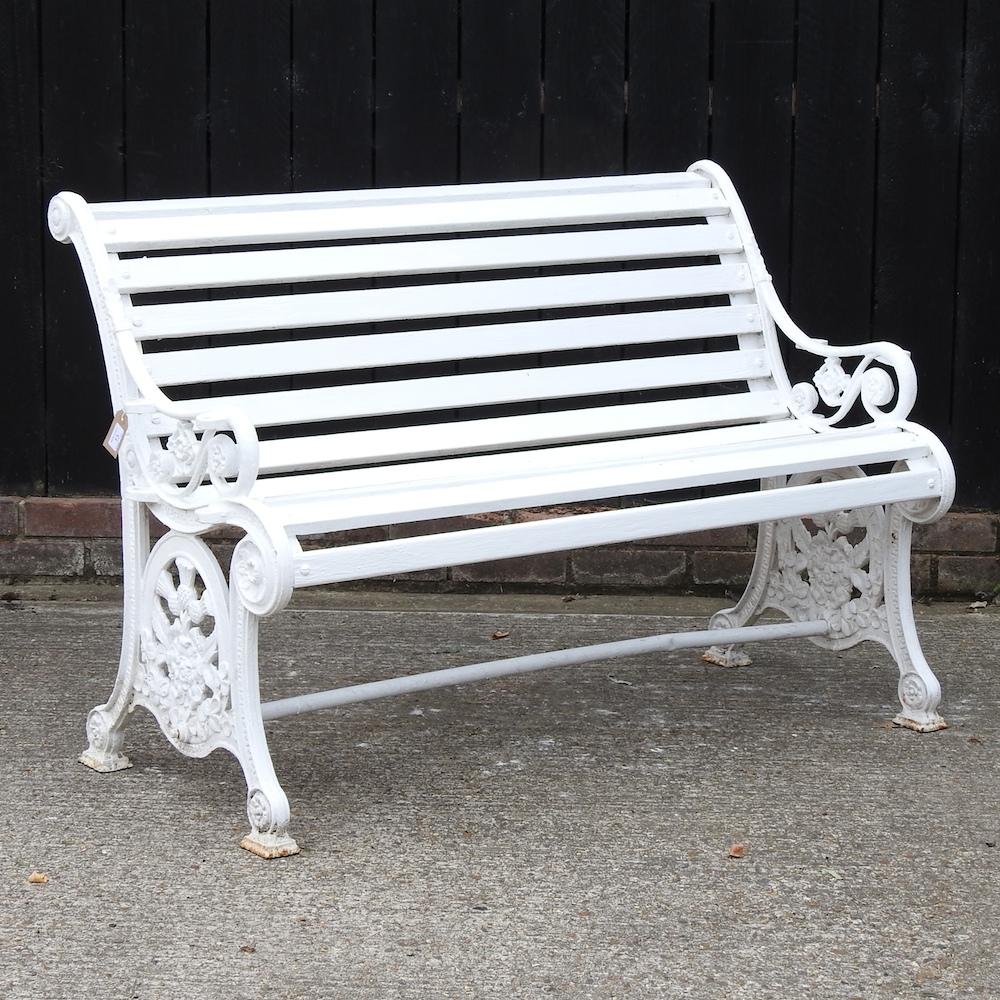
[165,421,198,474]
[247,790,273,832]
[765,499,888,643]
[137,552,234,749]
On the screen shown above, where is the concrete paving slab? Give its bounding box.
[1,594,999,998]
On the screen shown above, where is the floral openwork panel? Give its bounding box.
[136,543,235,755]
[765,501,889,649]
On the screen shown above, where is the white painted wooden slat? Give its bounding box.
[185,349,770,428]
[100,187,729,252]
[289,470,936,585]
[256,418,808,493]
[275,423,921,500]
[117,224,744,293]
[92,171,707,220]
[264,427,931,535]
[134,264,751,340]
[254,395,790,473]
[145,305,761,386]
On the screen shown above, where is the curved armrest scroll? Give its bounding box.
[760,284,918,426]
[124,404,260,509]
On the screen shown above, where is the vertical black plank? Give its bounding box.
[627,0,711,173]
[952,0,1000,509]
[209,0,292,195]
[791,1,878,342]
[711,0,795,299]
[874,1,963,440]
[125,2,209,199]
[544,0,627,179]
[0,3,46,494]
[41,3,125,495]
[292,0,373,192]
[374,1,459,187]
[461,0,542,182]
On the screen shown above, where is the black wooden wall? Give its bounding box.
[2,2,998,508]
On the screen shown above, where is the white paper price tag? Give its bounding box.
[103,411,128,457]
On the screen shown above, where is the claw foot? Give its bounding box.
[702,644,753,667]
[79,709,132,772]
[239,789,300,858]
[892,671,948,732]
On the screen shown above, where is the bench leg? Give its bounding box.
[230,601,300,858]
[83,524,299,855]
[704,470,946,731]
[880,505,946,732]
[702,483,778,668]
[79,499,147,773]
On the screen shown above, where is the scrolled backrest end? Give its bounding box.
[47,192,84,243]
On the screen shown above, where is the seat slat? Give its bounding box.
[261,423,912,500]
[135,264,751,340]
[256,420,808,498]
[188,349,771,428]
[259,426,932,534]
[100,187,728,252]
[118,223,743,293]
[255,394,790,473]
[145,305,761,386]
[292,470,937,585]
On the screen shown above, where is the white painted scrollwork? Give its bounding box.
[247,789,273,832]
[813,358,852,406]
[134,533,235,757]
[47,196,73,242]
[128,406,260,509]
[757,283,917,426]
[898,671,930,711]
[790,354,906,426]
[226,503,296,617]
[789,381,820,418]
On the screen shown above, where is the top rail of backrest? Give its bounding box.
[82,171,724,252]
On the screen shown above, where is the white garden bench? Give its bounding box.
[50,161,954,857]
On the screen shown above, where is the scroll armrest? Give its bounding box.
[761,283,918,427]
[123,403,260,510]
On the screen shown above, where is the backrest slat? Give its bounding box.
[98,186,728,252]
[93,171,705,219]
[255,394,789,473]
[143,304,762,385]
[187,349,770,428]
[133,264,752,340]
[118,223,742,293]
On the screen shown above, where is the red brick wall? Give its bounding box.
[0,497,997,599]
